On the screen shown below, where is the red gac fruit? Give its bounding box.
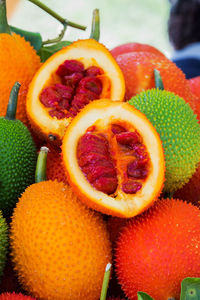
[115,52,200,120]
[0,293,36,299]
[174,163,200,207]
[46,144,68,184]
[111,42,165,58]
[115,198,200,300]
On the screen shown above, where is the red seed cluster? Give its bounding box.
[77,124,150,195]
[39,60,104,119]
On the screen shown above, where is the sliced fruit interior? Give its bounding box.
[40,60,110,120]
[62,100,165,218]
[27,39,125,140]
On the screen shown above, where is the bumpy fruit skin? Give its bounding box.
[0,33,41,125]
[111,42,165,57]
[129,89,200,193]
[115,198,200,300]
[188,76,200,100]
[0,293,36,299]
[0,211,8,280]
[0,118,37,216]
[115,52,200,117]
[10,181,112,300]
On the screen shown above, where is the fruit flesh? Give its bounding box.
[39,60,109,119]
[77,121,150,196]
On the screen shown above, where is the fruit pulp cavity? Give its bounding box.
[77,121,151,195]
[39,59,111,119]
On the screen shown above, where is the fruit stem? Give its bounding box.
[89,8,100,41]
[100,262,112,300]
[35,146,49,183]
[26,0,86,31]
[154,69,164,90]
[0,0,11,34]
[5,82,21,120]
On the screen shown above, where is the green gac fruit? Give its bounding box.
[0,82,37,216]
[129,88,200,193]
[0,211,8,280]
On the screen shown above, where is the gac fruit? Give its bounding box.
[62,99,165,218]
[0,293,36,300]
[115,198,200,300]
[10,181,111,300]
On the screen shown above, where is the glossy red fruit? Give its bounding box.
[111,42,165,58]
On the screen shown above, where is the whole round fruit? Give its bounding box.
[115,51,198,118]
[62,99,165,218]
[0,292,36,299]
[129,88,200,193]
[10,181,111,300]
[115,198,200,300]
[110,42,165,58]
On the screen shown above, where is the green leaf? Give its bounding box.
[37,41,72,62]
[137,291,154,300]
[10,25,42,51]
[180,277,200,300]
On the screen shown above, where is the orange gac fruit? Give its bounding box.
[0,33,41,125]
[62,99,165,218]
[26,39,125,144]
[115,198,200,300]
[10,181,111,300]
[46,144,68,184]
[111,42,166,58]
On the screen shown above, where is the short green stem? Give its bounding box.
[0,0,11,34]
[5,82,21,120]
[35,146,49,183]
[26,0,86,30]
[89,8,100,41]
[154,69,164,90]
[100,262,112,300]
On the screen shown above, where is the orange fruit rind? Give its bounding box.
[62,99,165,218]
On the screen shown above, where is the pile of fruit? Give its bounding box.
[1,0,200,299]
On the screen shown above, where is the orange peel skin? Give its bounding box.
[62,99,165,218]
[26,39,125,145]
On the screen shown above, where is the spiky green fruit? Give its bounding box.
[0,211,8,280]
[0,83,37,216]
[129,89,200,193]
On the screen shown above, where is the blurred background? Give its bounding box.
[7,0,172,56]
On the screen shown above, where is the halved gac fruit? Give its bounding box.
[62,99,165,218]
[26,39,125,144]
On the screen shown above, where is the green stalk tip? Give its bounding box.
[154,69,164,90]
[100,262,112,300]
[35,146,49,183]
[5,82,21,120]
[89,8,100,41]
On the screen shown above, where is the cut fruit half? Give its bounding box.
[26,39,125,144]
[62,99,165,218]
